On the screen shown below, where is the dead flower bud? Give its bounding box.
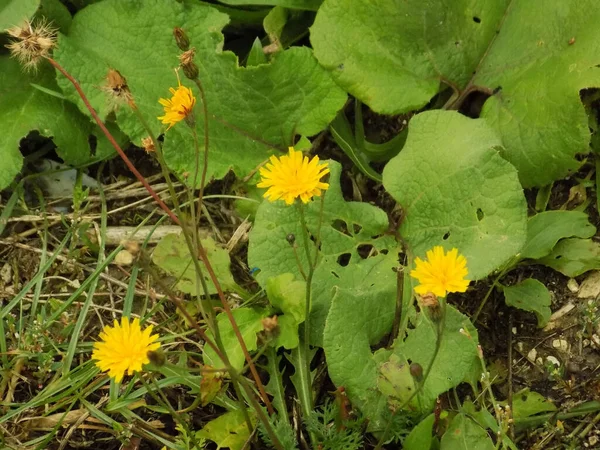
[179,48,199,80]
[141,137,155,153]
[419,292,443,321]
[6,20,57,71]
[102,68,134,110]
[173,27,190,51]
[259,315,280,344]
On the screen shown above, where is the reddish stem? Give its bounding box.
[47,57,180,226]
[49,57,273,413]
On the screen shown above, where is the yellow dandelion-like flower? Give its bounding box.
[257,147,329,205]
[157,79,196,129]
[92,317,160,383]
[410,246,469,298]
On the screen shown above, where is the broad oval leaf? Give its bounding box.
[383,110,527,280]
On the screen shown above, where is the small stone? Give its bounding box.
[589,436,598,446]
[512,327,517,335]
[536,357,544,366]
[546,355,560,367]
[552,339,569,352]
[114,249,134,266]
[527,348,537,362]
[0,262,12,284]
[578,271,600,299]
[567,278,579,293]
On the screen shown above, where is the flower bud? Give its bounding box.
[179,48,198,80]
[410,362,423,382]
[182,61,199,80]
[173,27,190,51]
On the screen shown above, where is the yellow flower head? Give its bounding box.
[157,79,196,129]
[257,147,329,205]
[410,246,469,298]
[92,317,160,383]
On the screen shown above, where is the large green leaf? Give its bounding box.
[394,304,480,410]
[0,57,114,190]
[323,287,479,431]
[54,0,345,183]
[0,0,39,29]
[311,0,600,187]
[248,161,398,345]
[322,287,395,432]
[383,111,527,280]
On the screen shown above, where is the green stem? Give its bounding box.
[374,301,447,450]
[297,203,314,411]
[130,106,181,213]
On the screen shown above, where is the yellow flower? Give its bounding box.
[92,317,160,383]
[410,246,469,298]
[257,147,329,205]
[157,81,196,129]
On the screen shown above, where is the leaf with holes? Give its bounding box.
[248,160,398,345]
[311,0,600,187]
[502,279,552,328]
[520,211,596,260]
[383,110,527,280]
[0,56,116,190]
[393,304,480,411]
[538,238,600,277]
[323,287,480,431]
[54,0,346,184]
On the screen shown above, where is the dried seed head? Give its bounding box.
[179,48,199,80]
[5,20,57,71]
[141,137,155,153]
[259,315,280,344]
[173,27,190,51]
[102,68,134,110]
